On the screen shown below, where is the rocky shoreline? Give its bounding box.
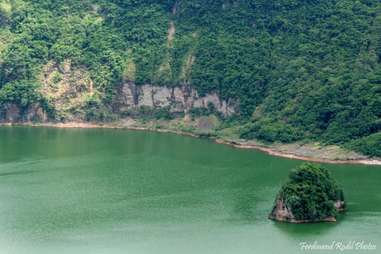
[1,121,380,166]
[268,199,344,223]
[215,139,381,165]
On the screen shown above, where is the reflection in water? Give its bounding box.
[0,126,380,254]
[0,169,38,177]
[273,219,339,237]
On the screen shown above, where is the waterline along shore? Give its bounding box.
[1,121,380,166]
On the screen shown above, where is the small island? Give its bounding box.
[269,163,345,223]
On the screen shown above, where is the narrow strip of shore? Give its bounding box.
[1,122,380,166]
[214,139,381,165]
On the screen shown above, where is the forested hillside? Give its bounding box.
[0,0,380,156]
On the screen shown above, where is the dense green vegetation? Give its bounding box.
[273,163,345,221]
[347,132,381,157]
[0,0,380,156]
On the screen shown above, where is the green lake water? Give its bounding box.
[0,126,380,254]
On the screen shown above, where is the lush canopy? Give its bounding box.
[0,0,380,156]
[273,163,345,221]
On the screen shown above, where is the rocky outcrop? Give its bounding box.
[1,81,236,123]
[39,60,95,121]
[116,82,236,116]
[1,60,236,122]
[1,103,20,122]
[268,198,345,223]
[268,163,346,223]
[0,103,47,122]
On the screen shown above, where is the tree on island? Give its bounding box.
[269,163,345,223]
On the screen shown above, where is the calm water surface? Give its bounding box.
[0,127,380,254]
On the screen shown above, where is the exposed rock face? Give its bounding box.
[2,103,20,122]
[334,200,346,212]
[269,198,345,223]
[39,60,94,120]
[269,199,296,222]
[0,103,47,122]
[25,103,48,122]
[116,82,236,116]
[1,61,236,122]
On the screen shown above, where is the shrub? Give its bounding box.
[240,119,302,143]
[346,132,381,157]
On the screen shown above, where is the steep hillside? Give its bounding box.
[0,0,380,157]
